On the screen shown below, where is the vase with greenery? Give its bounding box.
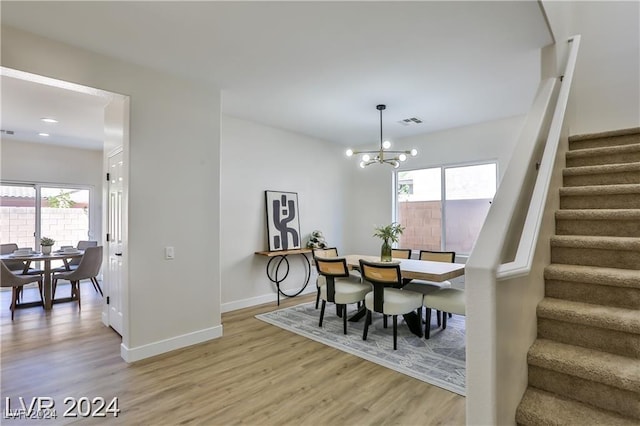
[40,236,55,254]
[373,223,405,262]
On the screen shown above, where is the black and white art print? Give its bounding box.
[265,191,301,251]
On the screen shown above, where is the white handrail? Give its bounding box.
[465,36,581,425]
[497,35,581,279]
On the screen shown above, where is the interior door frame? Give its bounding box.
[102,96,130,350]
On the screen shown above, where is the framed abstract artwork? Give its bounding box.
[265,190,301,251]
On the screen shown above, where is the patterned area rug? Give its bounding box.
[256,302,466,395]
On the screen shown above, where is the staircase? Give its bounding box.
[516,128,640,425]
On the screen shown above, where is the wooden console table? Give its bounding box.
[255,248,313,305]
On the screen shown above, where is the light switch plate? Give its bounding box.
[165,246,175,260]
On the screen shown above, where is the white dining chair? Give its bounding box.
[359,259,424,350]
[314,256,370,335]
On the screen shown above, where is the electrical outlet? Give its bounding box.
[165,246,175,260]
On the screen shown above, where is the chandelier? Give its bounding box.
[346,104,417,168]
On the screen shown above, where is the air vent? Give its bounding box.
[0,129,15,135]
[397,117,423,126]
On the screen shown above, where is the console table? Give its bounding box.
[255,248,312,305]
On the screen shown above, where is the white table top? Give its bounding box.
[344,254,465,282]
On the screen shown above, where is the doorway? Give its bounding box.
[0,67,129,346]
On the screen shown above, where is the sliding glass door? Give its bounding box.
[0,184,37,248]
[395,162,497,255]
[444,163,496,254]
[1,183,91,250]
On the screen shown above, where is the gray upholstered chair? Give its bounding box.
[359,259,424,350]
[51,240,98,271]
[52,246,103,309]
[423,288,465,338]
[314,256,370,335]
[1,261,43,320]
[0,243,42,275]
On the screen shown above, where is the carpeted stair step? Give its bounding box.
[516,387,638,425]
[569,127,640,151]
[544,264,640,309]
[566,143,640,167]
[560,184,640,209]
[555,209,640,237]
[550,235,640,270]
[526,339,640,419]
[537,298,640,358]
[563,163,640,187]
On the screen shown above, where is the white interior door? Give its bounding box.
[106,150,124,335]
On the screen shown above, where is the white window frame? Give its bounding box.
[1,180,95,246]
[393,160,498,255]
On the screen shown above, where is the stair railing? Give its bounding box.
[465,35,581,425]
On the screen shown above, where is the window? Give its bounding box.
[395,162,497,255]
[1,183,92,249]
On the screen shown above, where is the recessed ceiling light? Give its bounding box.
[38,133,50,137]
[41,117,58,123]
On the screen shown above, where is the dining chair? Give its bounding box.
[314,256,370,335]
[312,247,338,308]
[391,248,412,259]
[404,250,457,325]
[0,243,42,275]
[52,246,103,309]
[423,288,465,338]
[51,241,98,280]
[419,250,456,263]
[1,261,44,320]
[359,259,424,350]
[312,247,361,308]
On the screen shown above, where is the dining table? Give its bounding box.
[343,254,466,336]
[1,250,84,310]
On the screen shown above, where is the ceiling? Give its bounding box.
[0,1,552,150]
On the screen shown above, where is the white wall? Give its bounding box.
[2,26,222,361]
[344,115,526,255]
[543,1,640,135]
[220,115,351,311]
[0,139,103,241]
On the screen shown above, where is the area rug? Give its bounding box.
[256,302,466,396]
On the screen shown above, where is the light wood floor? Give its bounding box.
[1,283,465,425]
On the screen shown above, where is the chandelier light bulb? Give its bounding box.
[411,148,418,156]
[393,161,400,169]
[362,154,371,162]
[382,140,391,149]
[359,161,366,168]
[399,153,407,161]
[346,148,354,157]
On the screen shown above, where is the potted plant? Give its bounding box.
[373,222,405,262]
[40,236,55,254]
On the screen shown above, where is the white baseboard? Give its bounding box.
[120,325,223,363]
[221,286,317,313]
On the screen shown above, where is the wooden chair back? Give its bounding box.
[391,248,411,259]
[359,259,403,314]
[312,247,339,259]
[419,250,455,263]
[314,256,349,278]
